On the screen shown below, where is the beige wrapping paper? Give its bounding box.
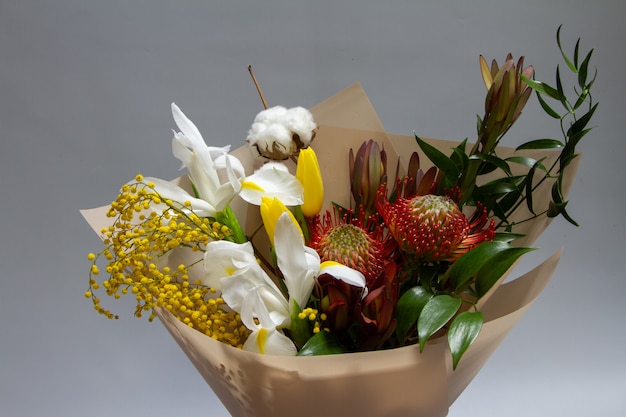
[81,83,578,417]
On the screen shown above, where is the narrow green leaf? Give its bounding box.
[525,159,544,215]
[556,25,578,73]
[536,90,562,119]
[578,48,594,90]
[520,76,562,101]
[450,147,470,172]
[448,311,483,370]
[418,295,462,351]
[516,138,564,150]
[469,154,512,176]
[555,66,570,111]
[475,181,519,196]
[506,156,547,171]
[566,102,598,138]
[297,331,346,356]
[395,286,433,342]
[415,135,460,181]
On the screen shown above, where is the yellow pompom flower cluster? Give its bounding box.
[86,175,249,348]
[297,307,329,334]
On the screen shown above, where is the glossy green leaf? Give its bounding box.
[516,138,564,150]
[296,331,346,356]
[475,181,519,196]
[506,156,547,171]
[525,159,544,214]
[418,295,462,351]
[395,286,433,342]
[447,241,516,290]
[469,154,512,176]
[448,311,483,370]
[415,135,459,182]
[493,231,526,243]
[474,245,537,298]
[520,76,562,101]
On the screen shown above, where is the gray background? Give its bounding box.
[1,1,624,416]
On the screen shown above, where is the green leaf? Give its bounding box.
[520,76,562,101]
[469,154,512,176]
[557,25,578,73]
[475,180,519,196]
[474,245,537,298]
[525,159,545,214]
[448,311,483,370]
[493,231,526,243]
[536,90,562,119]
[289,299,312,349]
[296,331,346,356]
[395,286,433,342]
[450,146,470,172]
[578,48,594,90]
[555,66,570,111]
[418,295,462,351]
[415,135,460,182]
[447,241,515,290]
[566,102,598,139]
[216,205,247,244]
[516,138,564,150]
[506,156,547,172]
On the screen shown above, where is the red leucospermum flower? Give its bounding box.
[308,207,395,284]
[378,189,495,263]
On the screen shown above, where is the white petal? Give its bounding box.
[239,163,304,206]
[171,103,205,147]
[320,262,367,289]
[274,213,317,309]
[243,328,297,356]
[238,291,295,356]
[144,176,217,217]
[201,241,258,289]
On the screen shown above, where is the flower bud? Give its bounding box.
[260,197,302,245]
[349,140,387,215]
[296,147,324,217]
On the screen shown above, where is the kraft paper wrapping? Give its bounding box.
[81,83,578,417]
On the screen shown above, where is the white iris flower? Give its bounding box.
[148,104,303,217]
[203,212,366,355]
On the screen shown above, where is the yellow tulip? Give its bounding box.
[260,197,302,245]
[296,147,324,217]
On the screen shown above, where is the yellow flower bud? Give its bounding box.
[296,147,324,217]
[260,196,301,244]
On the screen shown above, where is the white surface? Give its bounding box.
[1,1,624,416]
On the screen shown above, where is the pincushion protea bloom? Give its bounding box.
[308,207,395,284]
[378,192,495,263]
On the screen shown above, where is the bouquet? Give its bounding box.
[82,27,596,417]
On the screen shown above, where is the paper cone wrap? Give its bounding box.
[81,84,579,417]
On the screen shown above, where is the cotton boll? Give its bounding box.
[246,106,317,160]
